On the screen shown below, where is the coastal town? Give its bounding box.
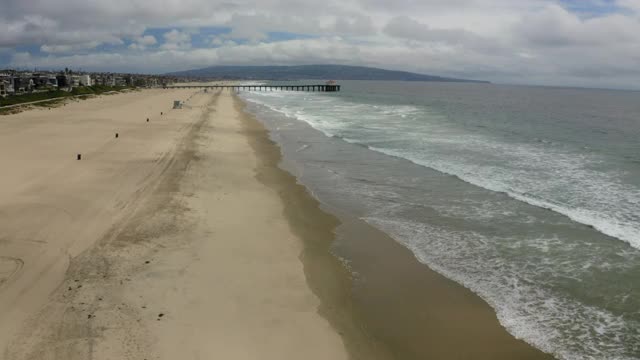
[0,69,180,98]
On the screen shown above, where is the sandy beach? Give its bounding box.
[0,87,552,360]
[0,88,348,359]
[0,88,199,354]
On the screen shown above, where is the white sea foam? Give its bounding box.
[241,90,640,250]
[239,89,640,359]
[369,146,640,250]
[362,216,638,360]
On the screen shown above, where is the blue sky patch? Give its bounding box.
[558,0,619,17]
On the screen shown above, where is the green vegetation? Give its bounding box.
[0,85,132,107]
[70,85,129,95]
[32,98,66,107]
[0,90,68,107]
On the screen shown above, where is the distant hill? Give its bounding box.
[166,65,489,83]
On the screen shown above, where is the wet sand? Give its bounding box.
[239,97,554,360]
[0,85,553,360]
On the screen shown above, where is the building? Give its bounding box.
[78,74,91,86]
[114,76,126,86]
[56,74,71,88]
[0,69,170,96]
[0,74,13,96]
[12,77,34,93]
[48,76,58,87]
[93,75,104,86]
[30,73,58,89]
[31,75,48,88]
[4,79,14,95]
[70,75,80,87]
[96,75,116,86]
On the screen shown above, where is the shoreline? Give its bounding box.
[237,95,556,360]
[1,87,554,359]
[235,95,394,360]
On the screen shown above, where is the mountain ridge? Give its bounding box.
[166,64,489,83]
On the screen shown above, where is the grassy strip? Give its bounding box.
[0,85,131,107]
[0,97,67,115]
[32,98,68,107]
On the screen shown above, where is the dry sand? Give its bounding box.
[0,89,349,359]
[0,85,553,360]
[0,88,199,353]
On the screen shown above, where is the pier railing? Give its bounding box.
[165,84,341,92]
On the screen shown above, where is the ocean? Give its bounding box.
[239,81,640,360]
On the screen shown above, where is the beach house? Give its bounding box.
[56,74,71,89]
[114,76,126,86]
[31,73,58,90]
[78,74,91,86]
[12,76,34,93]
[70,75,80,87]
[0,73,11,96]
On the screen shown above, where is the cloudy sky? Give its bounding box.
[2,0,640,89]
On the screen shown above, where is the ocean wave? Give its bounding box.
[363,217,640,360]
[239,89,640,359]
[241,90,640,250]
[368,146,640,250]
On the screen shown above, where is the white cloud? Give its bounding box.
[2,0,640,88]
[210,36,237,47]
[129,35,157,50]
[163,29,191,44]
[210,37,224,46]
[383,16,485,46]
[137,35,158,46]
[160,29,192,50]
[41,42,101,54]
[616,0,640,12]
[333,15,376,36]
[515,4,640,47]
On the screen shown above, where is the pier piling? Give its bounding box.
[165,84,340,92]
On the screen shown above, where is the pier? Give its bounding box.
[166,84,341,92]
